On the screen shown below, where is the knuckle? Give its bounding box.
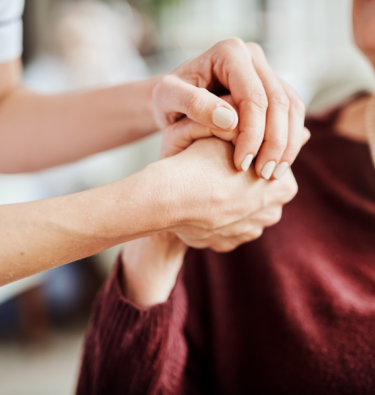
[166,121,179,134]
[284,179,298,201]
[207,216,222,232]
[269,92,290,112]
[153,75,172,99]
[160,74,173,85]
[225,242,239,253]
[249,92,269,113]
[206,221,216,234]
[183,88,208,116]
[268,135,288,151]
[246,129,265,145]
[284,140,302,157]
[271,207,283,224]
[212,243,228,253]
[152,83,162,102]
[190,241,208,250]
[214,38,245,57]
[290,96,306,115]
[223,37,245,49]
[249,227,263,240]
[248,42,265,57]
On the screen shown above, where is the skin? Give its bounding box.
[122,106,310,307]
[0,134,302,286]
[1,137,283,285]
[122,0,375,308]
[122,139,301,307]
[1,41,306,176]
[0,60,160,173]
[153,40,307,176]
[0,38,308,285]
[335,0,375,142]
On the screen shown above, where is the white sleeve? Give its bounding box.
[0,0,24,63]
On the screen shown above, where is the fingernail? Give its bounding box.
[241,154,254,172]
[261,161,277,180]
[212,107,235,129]
[273,162,289,180]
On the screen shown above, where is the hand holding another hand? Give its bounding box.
[121,38,312,307]
[159,95,310,181]
[153,39,308,179]
[122,137,299,307]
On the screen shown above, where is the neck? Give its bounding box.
[335,96,372,143]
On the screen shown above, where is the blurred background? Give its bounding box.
[0,0,375,394]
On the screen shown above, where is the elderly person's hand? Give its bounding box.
[153,39,307,179]
[121,138,300,307]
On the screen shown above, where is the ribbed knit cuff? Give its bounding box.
[77,256,187,394]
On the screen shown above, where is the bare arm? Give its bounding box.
[0,161,172,285]
[122,139,300,308]
[1,38,308,179]
[0,41,310,286]
[2,137,295,286]
[0,59,160,173]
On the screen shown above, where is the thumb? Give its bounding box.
[160,117,238,159]
[153,75,238,131]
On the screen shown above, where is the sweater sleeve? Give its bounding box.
[76,256,188,395]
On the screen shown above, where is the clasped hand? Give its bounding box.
[121,39,310,307]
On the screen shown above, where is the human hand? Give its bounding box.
[171,138,298,250]
[159,95,310,181]
[175,167,296,252]
[158,137,299,247]
[121,137,298,307]
[153,39,307,179]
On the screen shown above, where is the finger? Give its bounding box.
[214,95,240,143]
[302,127,311,145]
[161,116,238,159]
[161,118,212,159]
[153,74,238,131]
[245,44,290,180]
[178,204,284,252]
[265,168,298,206]
[214,203,282,238]
[248,205,283,228]
[205,40,270,172]
[271,78,307,180]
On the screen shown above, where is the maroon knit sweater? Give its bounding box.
[77,109,375,395]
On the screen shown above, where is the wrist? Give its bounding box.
[142,157,187,232]
[99,159,179,243]
[127,76,162,135]
[121,233,187,307]
[109,76,162,143]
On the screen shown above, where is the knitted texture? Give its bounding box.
[77,108,375,395]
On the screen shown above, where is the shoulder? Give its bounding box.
[0,0,25,63]
[0,0,24,21]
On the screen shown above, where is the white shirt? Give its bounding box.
[0,0,24,63]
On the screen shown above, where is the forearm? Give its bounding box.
[0,162,174,285]
[0,64,161,173]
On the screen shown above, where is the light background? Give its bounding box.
[0,1,374,394]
